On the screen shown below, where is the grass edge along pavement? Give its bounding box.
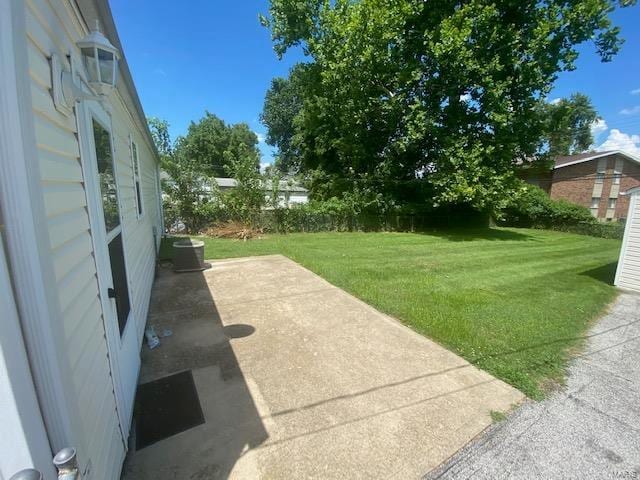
[159,228,621,399]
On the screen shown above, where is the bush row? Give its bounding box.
[546,221,625,240]
[498,184,625,239]
[163,182,625,240]
[250,211,475,233]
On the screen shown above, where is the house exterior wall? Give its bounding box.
[289,193,309,205]
[109,91,163,349]
[549,154,640,221]
[20,0,161,478]
[550,161,597,210]
[0,234,56,478]
[215,180,309,208]
[615,192,640,292]
[266,191,309,207]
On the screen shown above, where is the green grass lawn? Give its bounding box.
[161,228,621,398]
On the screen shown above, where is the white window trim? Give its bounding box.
[130,135,144,219]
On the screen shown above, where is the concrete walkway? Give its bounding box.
[427,292,640,480]
[123,255,523,479]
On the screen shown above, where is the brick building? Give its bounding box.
[547,151,640,221]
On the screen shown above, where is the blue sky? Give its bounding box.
[111,1,640,165]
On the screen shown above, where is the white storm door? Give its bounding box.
[78,100,139,438]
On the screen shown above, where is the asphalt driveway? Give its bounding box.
[427,292,640,480]
[123,255,523,479]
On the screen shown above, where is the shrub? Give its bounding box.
[501,184,594,228]
[161,157,223,233]
[223,151,265,223]
[552,221,625,240]
[499,183,624,239]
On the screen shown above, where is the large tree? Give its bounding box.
[261,0,634,210]
[260,68,306,174]
[540,94,600,158]
[176,112,260,177]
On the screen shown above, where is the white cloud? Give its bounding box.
[620,105,640,115]
[548,97,562,105]
[631,88,640,96]
[255,132,266,143]
[596,129,640,156]
[590,119,608,138]
[459,93,471,102]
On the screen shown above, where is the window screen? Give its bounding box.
[131,140,144,218]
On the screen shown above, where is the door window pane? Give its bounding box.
[108,233,131,334]
[93,119,120,233]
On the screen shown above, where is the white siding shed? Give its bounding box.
[615,187,640,292]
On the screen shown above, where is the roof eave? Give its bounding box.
[553,150,640,170]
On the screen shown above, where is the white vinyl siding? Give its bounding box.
[616,192,640,292]
[23,0,161,478]
[25,2,123,479]
[110,94,161,344]
[290,194,309,204]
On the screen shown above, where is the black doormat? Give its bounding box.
[135,370,205,449]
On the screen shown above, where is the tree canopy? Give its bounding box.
[148,114,267,232]
[147,117,172,161]
[176,112,260,177]
[260,69,305,174]
[261,0,634,211]
[540,94,600,158]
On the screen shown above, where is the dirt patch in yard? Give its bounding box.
[201,221,264,240]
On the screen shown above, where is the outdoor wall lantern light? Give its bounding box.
[77,20,120,93]
[51,21,119,115]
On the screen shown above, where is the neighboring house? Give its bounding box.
[546,151,640,221]
[1,1,162,479]
[615,187,640,292]
[214,177,309,207]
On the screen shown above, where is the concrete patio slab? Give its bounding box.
[122,255,524,479]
